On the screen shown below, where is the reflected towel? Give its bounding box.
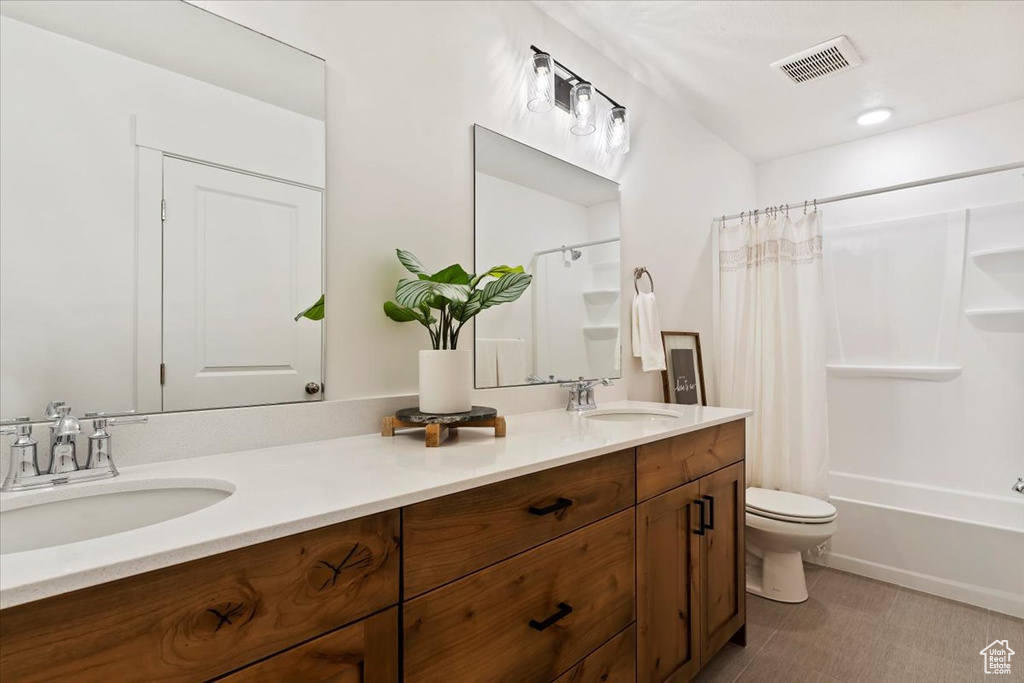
[496,338,528,385]
[475,339,498,388]
[632,292,666,372]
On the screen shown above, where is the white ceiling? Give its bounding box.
[533,0,1024,162]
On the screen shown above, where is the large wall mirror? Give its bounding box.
[474,126,621,388]
[0,0,326,420]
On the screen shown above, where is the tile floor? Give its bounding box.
[696,564,1024,683]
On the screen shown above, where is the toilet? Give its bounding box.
[745,487,837,603]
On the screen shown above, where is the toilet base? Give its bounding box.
[746,549,809,603]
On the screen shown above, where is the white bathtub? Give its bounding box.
[811,472,1024,617]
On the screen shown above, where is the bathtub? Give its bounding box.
[811,472,1024,617]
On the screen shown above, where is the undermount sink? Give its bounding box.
[583,407,682,422]
[0,479,234,555]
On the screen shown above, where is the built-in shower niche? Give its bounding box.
[824,209,967,381]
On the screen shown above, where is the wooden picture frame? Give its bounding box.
[661,331,707,406]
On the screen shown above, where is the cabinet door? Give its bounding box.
[699,462,745,665]
[219,608,398,683]
[636,480,702,683]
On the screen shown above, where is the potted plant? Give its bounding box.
[296,249,531,414]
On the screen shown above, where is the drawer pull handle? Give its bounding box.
[694,499,706,536]
[702,494,715,530]
[529,602,573,631]
[529,497,573,516]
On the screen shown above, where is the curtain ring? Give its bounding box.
[803,200,808,215]
[754,208,759,224]
[740,211,745,224]
[813,198,817,211]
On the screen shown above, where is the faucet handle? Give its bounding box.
[1,416,31,436]
[85,411,148,429]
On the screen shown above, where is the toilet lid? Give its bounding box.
[746,487,837,524]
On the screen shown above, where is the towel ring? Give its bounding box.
[634,267,654,294]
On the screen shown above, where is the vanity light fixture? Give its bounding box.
[856,107,893,126]
[570,82,596,136]
[606,106,629,154]
[527,51,555,113]
[527,45,628,153]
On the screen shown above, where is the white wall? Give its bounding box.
[756,100,1024,613]
[191,0,757,407]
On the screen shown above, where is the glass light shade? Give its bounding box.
[570,81,596,136]
[605,106,629,154]
[527,52,555,113]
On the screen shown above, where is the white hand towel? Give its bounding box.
[496,338,528,385]
[475,339,498,388]
[632,292,666,372]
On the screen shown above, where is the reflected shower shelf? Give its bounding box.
[582,325,619,338]
[965,307,1024,318]
[970,245,1024,267]
[965,307,1024,332]
[583,289,620,301]
[826,365,962,381]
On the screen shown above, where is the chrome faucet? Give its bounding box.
[1,403,147,492]
[561,377,612,412]
[1013,478,1024,495]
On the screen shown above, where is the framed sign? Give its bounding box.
[661,331,706,405]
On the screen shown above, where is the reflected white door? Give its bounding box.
[162,157,323,411]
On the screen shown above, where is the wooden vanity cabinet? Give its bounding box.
[0,419,747,683]
[636,428,747,683]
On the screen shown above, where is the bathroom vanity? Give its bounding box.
[0,404,749,683]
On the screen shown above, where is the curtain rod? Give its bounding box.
[714,161,1024,223]
[534,236,620,257]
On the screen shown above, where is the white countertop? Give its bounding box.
[0,401,750,609]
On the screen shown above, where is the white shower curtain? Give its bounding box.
[717,211,829,500]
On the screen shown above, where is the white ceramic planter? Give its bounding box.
[418,349,473,414]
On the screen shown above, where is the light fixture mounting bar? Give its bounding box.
[530,45,622,109]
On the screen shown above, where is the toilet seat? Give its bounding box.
[745,487,837,524]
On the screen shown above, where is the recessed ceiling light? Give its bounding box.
[857,108,893,126]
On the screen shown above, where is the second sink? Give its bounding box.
[583,407,682,422]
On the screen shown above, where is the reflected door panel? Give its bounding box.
[162,158,322,411]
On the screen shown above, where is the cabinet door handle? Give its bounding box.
[694,499,706,536]
[529,602,573,631]
[529,497,573,516]
[702,494,715,530]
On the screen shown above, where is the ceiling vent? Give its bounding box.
[771,36,862,84]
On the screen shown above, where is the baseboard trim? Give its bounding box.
[809,550,1024,619]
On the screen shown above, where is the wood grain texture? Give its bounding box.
[636,421,745,501]
[636,481,702,683]
[218,607,398,683]
[403,449,635,597]
[403,510,636,683]
[700,461,745,665]
[0,511,400,683]
[552,624,636,683]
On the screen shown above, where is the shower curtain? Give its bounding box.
[717,211,829,500]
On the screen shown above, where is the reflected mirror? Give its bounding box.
[474,125,621,388]
[0,0,326,420]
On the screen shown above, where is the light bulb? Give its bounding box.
[605,106,629,154]
[570,81,596,136]
[527,52,555,113]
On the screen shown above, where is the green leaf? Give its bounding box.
[477,272,532,310]
[294,295,325,321]
[471,264,525,287]
[451,290,483,323]
[395,278,471,308]
[428,263,471,285]
[383,300,420,323]
[396,249,427,275]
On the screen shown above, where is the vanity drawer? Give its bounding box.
[218,607,398,683]
[0,511,400,683]
[403,509,635,683]
[636,420,745,501]
[552,624,636,683]
[403,449,634,597]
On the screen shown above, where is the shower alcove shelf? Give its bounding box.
[825,364,963,382]
[970,245,1024,268]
